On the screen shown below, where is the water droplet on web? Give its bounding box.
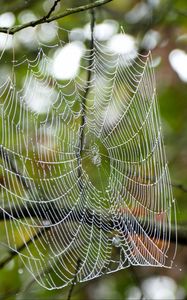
[18,268,23,275]
[91,144,101,166]
[43,220,51,226]
[92,154,101,166]
[112,235,121,247]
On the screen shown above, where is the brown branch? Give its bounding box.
[0,146,29,191]
[0,0,112,35]
[44,0,62,20]
[0,200,182,273]
[80,4,95,151]
[0,203,182,245]
[0,227,46,269]
[172,183,187,193]
[76,2,96,189]
[67,259,81,300]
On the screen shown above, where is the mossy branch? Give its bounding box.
[0,0,112,35]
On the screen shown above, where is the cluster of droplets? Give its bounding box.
[90,144,101,166]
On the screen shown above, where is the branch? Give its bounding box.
[0,203,182,245]
[0,202,181,275]
[44,0,61,21]
[0,0,112,35]
[67,259,81,300]
[80,4,95,150]
[0,227,46,269]
[76,2,96,189]
[0,146,29,191]
[172,183,187,193]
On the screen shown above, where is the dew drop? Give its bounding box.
[91,144,101,166]
[112,235,121,247]
[18,268,23,275]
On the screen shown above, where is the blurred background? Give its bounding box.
[0,0,187,299]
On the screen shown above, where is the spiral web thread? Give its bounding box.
[0,24,176,289]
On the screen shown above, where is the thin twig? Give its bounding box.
[0,0,112,35]
[22,264,55,293]
[0,203,183,245]
[44,0,61,20]
[76,3,96,189]
[0,146,29,191]
[80,5,95,149]
[172,183,187,193]
[67,259,81,300]
[0,228,47,269]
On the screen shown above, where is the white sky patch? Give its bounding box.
[70,28,85,42]
[0,33,13,50]
[127,286,142,300]
[16,27,37,48]
[125,3,150,24]
[0,12,15,27]
[141,30,161,50]
[52,41,85,80]
[142,276,185,300]
[107,33,137,55]
[0,11,15,50]
[84,20,119,41]
[169,49,187,82]
[24,78,57,113]
[18,10,37,24]
[37,23,57,43]
[150,56,161,68]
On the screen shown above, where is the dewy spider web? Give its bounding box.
[0,23,176,289]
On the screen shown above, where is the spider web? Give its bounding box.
[0,23,176,289]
